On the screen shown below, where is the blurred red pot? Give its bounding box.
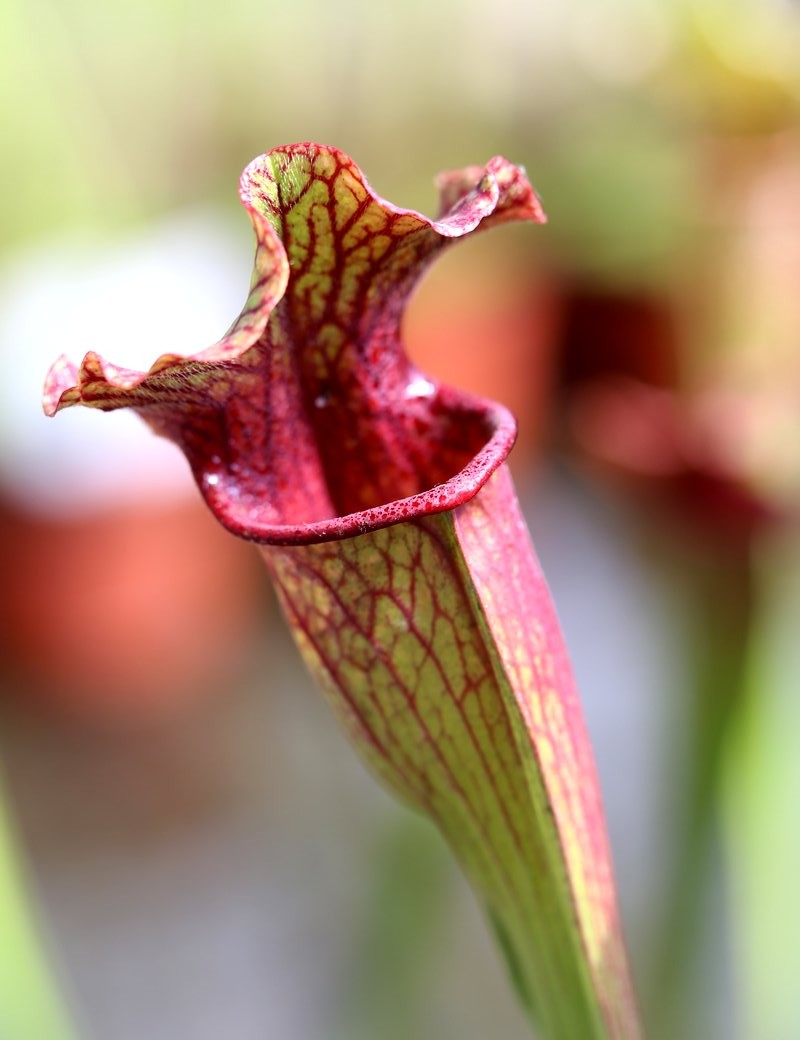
[403,236,561,473]
[0,213,266,725]
[0,495,263,726]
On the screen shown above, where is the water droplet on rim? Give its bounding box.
[405,376,435,400]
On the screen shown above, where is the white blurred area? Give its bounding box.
[0,212,252,517]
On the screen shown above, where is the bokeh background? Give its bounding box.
[2,0,800,1037]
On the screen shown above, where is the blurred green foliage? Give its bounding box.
[0,780,75,1040]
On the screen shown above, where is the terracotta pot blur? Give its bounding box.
[0,496,265,727]
[403,239,562,474]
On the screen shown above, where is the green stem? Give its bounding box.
[0,775,76,1040]
[333,809,452,1040]
[646,540,754,1038]
[721,530,800,1040]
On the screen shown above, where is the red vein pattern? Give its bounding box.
[43,143,640,1038]
[264,467,639,1038]
[43,143,534,544]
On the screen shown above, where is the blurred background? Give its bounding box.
[1,0,800,1037]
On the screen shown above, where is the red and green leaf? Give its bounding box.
[44,143,640,1038]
